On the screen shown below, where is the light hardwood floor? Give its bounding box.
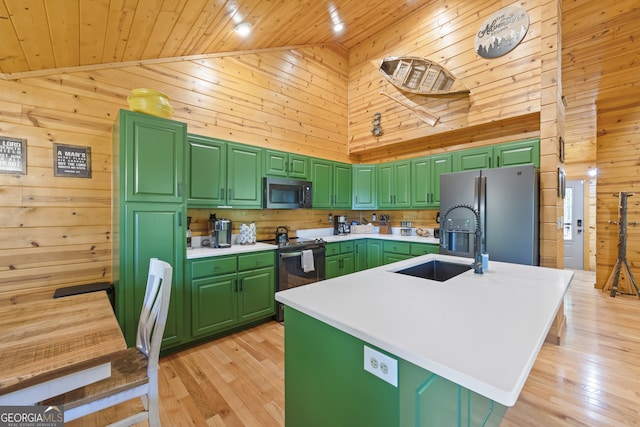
[67,270,640,426]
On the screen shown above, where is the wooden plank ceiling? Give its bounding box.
[0,0,432,77]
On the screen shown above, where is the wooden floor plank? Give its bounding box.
[65,269,640,426]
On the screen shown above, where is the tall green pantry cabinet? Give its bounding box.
[113,110,186,350]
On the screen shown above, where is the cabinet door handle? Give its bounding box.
[177,183,183,197]
[238,278,243,292]
[220,189,225,199]
[228,189,232,200]
[178,212,182,226]
[497,156,500,167]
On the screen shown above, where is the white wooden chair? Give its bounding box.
[44,258,172,426]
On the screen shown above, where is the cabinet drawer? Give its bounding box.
[325,243,340,256]
[191,256,237,278]
[238,251,275,271]
[340,241,355,253]
[383,240,411,255]
[410,243,439,256]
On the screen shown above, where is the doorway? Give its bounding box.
[564,180,584,269]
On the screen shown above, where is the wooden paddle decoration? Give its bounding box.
[380,90,440,126]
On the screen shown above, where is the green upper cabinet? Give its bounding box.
[453,139,540,171]
[352,165,377,209]
[411,154,452,208]
[311,159,352,209]
[187,135,263,208]
[264,149,309,179]
[378,160,411,209]
[494,138,540,168]
[453,146,493,171]
[120,110,185,203]
[187,134,226,206]
[227,142,263,207]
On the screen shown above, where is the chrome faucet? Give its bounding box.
[441,204,484,274]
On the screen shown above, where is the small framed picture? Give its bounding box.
[54,143,92,178]
[0,136,27,174]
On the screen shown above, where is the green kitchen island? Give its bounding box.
[275,254,573,426]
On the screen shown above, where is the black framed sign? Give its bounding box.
[0,136,27,174]
[54,143,91,178]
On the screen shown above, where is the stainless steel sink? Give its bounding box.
[394,260,471,282]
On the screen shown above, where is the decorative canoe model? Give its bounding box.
[379,56,469,96]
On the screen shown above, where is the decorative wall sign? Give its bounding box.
[0,136,27,174]
[475,6,529,59]
[54,143,91,178]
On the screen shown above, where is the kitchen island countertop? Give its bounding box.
[275,253,573,407]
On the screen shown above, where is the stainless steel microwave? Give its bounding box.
[263,177,312,209]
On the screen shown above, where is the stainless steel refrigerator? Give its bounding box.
[439,164,539,266]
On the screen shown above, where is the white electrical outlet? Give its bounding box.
[364,345,398,387]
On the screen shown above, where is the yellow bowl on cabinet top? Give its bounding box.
[127,88,173,118]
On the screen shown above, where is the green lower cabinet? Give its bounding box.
[326,253,354,279]
[285,307,507,427]
[326,241,355,279]
[410,242,439,256]
[383,240,412,265]
[367,240,384,268]
[354,240,368,271]
[189,251,275,340]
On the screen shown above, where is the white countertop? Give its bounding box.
[275,253,573,407]
[186,231,439,259]
[187,242,277,259]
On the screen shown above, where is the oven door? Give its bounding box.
[276,246,325,321]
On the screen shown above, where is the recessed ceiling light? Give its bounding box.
[333,22,344,33]
[235,22,252,37]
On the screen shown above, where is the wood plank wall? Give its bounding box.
[0,46,350,296]
[561,1,640,284]
[346,0,563,270]
[1,0,607,298]
[347,0,545,156]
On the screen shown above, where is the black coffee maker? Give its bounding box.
[333,215,350,235]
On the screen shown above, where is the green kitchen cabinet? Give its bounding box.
[189,251,275,339]
[187,134,226,207]
[114,110,187,350]
[494,138,540,168]
[410,242,440,256]
[311,159,352,209]
[354,239,368,271]
[383,240,412,265]
[378,160,411,209]
[226,142,263,208]
[453,139,540,171]
[121,110,185,203]
[264,149,309,179]
[187,135,263,208]
[352,165,377,209]
[325,241,355,279]
[367,240,384,269]
[453,146,493,171]
[411,154,452,208]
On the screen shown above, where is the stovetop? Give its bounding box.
[273,237,325,250]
